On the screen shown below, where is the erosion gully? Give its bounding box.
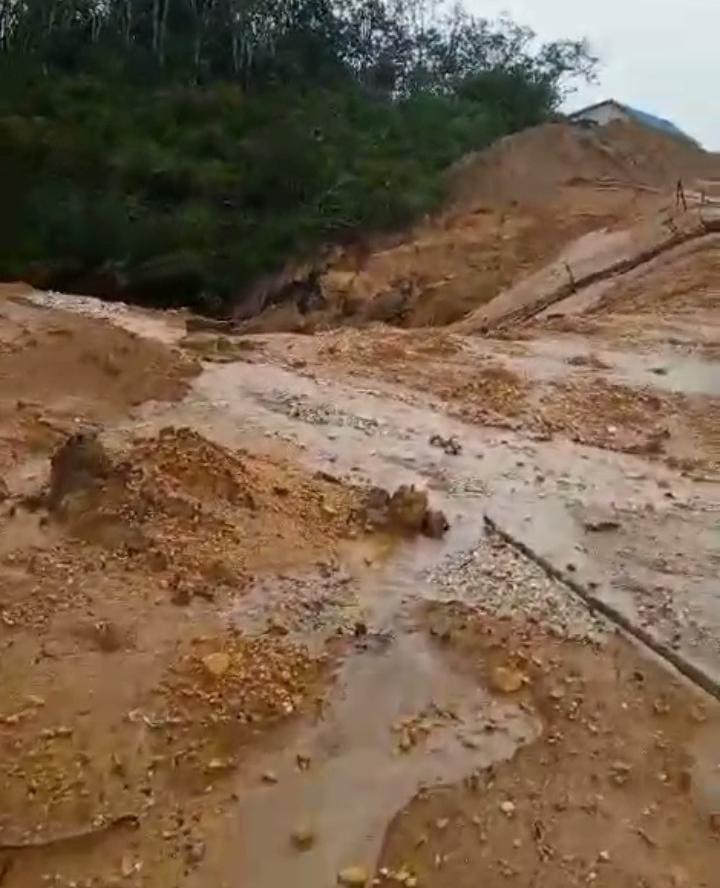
[28,292,720,887]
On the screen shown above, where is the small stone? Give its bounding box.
[422,509,449,539]
[499,800,516,817]
[490,666,526,694]
[26,695,46,707]
[434,818,449,831]
[610,760,632,785]
[338,865,369,886]
[171,586,192,606]
[206,757,235,773]
[261,771,278,784]
[291,827,315,851]
[120,855,138,878]
[185,840,206,865]
[653,697,670,715]
[690,704,707,723]
[598,850,610,862]
[201,652,231,678]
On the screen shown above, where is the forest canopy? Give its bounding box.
[0,0,598,311]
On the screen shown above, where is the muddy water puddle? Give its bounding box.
[233,629,537,887]
[22,294,720,883]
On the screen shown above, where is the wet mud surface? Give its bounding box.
[1,280,719,887]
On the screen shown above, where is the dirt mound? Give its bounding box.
[446,120,713,210]
[37,426,370,594]
[0,289,198,477]
[240,121,718,332]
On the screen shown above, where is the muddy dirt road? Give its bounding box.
[1,270,719,887]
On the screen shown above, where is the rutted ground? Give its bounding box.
[2,238,718,888]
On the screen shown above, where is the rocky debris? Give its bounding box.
[201,651,231,678]
[583,516,621,532]
[290,826,316,851]
[429,433,462,455]
[499,800,516,817]
[388,485,429,533]
[266,390,382,436]
[0,476,9,502]
[610,760,633,786]
[362,484,449,539]
[423,509,449,539]
[82,619,128,653]
[338,865,369,886]
[47,432,112,510]
[164,631,324,737]
[390,702,464,754]
[566,353,610,369]
[489,665,527,694]
[427,532,605,642]
[539,378,683,458]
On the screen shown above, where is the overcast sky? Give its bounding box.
[470,1,719,149]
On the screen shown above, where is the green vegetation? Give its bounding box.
[0,1,597,313]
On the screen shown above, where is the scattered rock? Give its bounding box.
[422,509,449,539]
[171,585,192,606]
[490,666,527,694]
[291,826,316,851]
[90,619,125,653]
[566,353,610,369]
[206,756,236,773]
[338,865,369,887]
[201,651,231,679]
[185,839,206,865]
[609,760,632,785]
[499,800,516,817]
[48,432,112,510]
[261,771,279,784]
[398,732,413,753]
[429,434,462,455]
[583,517,620,532]
[388,485,429,533]
[120,854,141,878]
[364,484,449,539]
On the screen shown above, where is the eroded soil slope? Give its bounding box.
[236,120,719,332]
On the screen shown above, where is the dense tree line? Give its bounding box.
[0,0,597,312]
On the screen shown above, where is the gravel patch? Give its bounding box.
[258,391,393,437]
[427,530,607,642]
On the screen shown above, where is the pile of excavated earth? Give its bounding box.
[0,119,719,888]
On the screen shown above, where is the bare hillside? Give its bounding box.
[237,120,720,332]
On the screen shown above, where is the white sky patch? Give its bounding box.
[469,0,719,149]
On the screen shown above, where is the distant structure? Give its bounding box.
[568,99,697,144]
